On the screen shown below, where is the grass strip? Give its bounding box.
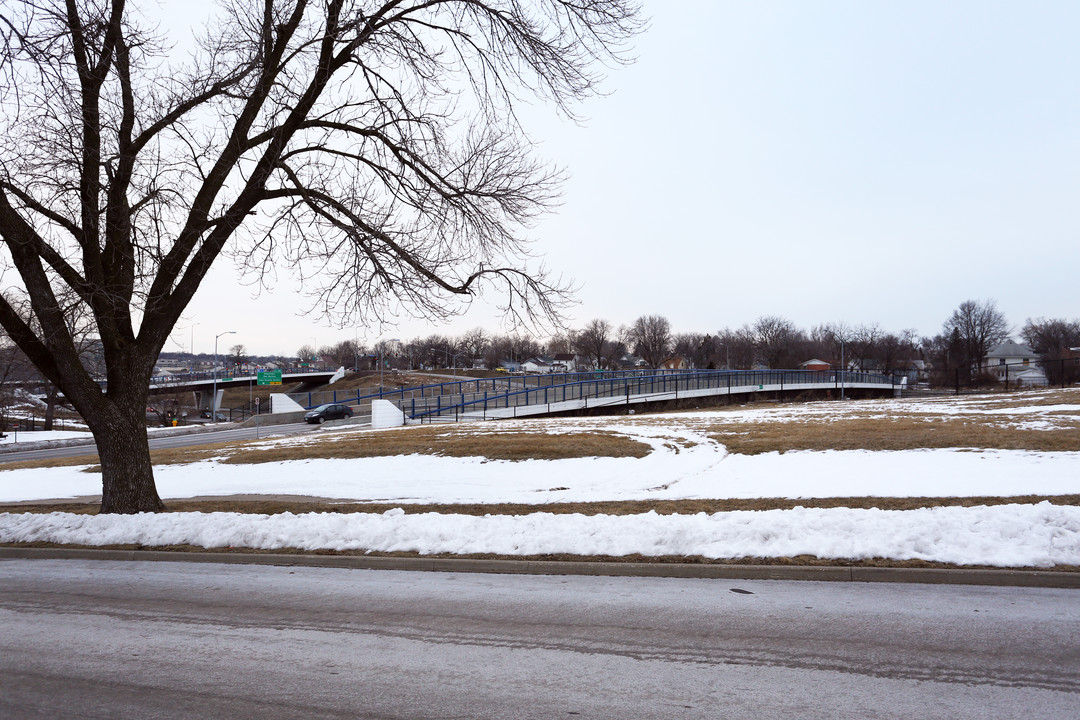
[1,541,1076,573]
[4,494,1078,516]
[708,416,1080,454]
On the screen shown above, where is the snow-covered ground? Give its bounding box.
[0,429,93,445]
[2,392,1079,567]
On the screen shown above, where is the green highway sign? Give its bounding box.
[258,369,283,385]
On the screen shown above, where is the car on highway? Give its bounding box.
[304,403,354,424]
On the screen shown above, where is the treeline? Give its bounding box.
[300,299,1079,386]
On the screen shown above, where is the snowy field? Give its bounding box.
[2,392,1079,567]
[0,430,93,445]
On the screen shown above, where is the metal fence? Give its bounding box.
[289,369,898,423]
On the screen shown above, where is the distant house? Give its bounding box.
[521,357,555,374]
[1012,368,1049,387]
[659,356,689,371]
[552,353,578,373]
[892,360,928,385]
[800,359,831,372]
[983,340,1039,381]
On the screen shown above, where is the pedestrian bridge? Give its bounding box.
[286,369,903,425]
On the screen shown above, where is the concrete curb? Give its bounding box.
[2,547,1077,588]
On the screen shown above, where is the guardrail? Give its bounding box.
[407,369,897,422]
[289,369,899,423]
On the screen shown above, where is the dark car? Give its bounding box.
[305,403,353,424]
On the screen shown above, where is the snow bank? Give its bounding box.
[3,447,1076,504]
[2,502,1078,567]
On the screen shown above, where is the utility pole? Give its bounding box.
[213,330,236,422]
[840,338,845,401]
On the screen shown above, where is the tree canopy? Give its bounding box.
[0,0,642,512]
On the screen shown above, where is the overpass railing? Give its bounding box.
[292,369,893,422]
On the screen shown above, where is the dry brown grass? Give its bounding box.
[2,540,1076,573]
[8,494,1078,517]
[0,427,650,473]
[949,389,1080,409]
[220,427,651,464]
[708,416,1080,454]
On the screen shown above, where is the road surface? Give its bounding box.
[1,559,1077,719]
[0,422,319,465]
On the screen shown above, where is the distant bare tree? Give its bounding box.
[419,335,457,369]
[575,318,616,370]
[672,332,707,369]
[1021,317,1080,385]
[628,315,672,368]
[943,300,1010,378]
[751,315,801,368]
[877,330,920,375]
[811,322,852,368]
[545,332,576,357]
[459,328,489,367]
[849,324,883,372]
[296,345,317,366]
[0,340,30,431]
[229,344,249,369]
[716,327,755,370]
[326,339,362,369]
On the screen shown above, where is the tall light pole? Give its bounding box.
[213,330,236,422]
[840,338,846,401]
[189,323,198,373]
[428,347,458,377]
[379,338,400,396]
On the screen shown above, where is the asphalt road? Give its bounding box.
[1,559,1077,719]
[0,421,319,465]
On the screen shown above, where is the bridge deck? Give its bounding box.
[284,369,901,424]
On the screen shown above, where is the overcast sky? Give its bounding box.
[176,0,1080,356]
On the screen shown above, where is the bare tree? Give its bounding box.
[849,323,883,372]
[418,334,456,369]
[458,328,489,367]
[1021,317,1080,385]
[672,332,707,369]
[716,327,755,370]
[0,0,640,512]
[943,299,1010,379]
[296,344,317,366]
[628,315,672,368]
[545,332,575,357]
[751,315,801,369]
[0,339,31,431]
[810,322,851,369]
[574,318,615,370]
[325,339,363,369]
[229,344,249,369]
[876,330,920,375]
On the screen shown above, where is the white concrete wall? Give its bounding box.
[271,393,306,414]
[372,399,405,428]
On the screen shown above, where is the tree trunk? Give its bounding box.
[87,403,165,514]
[43,385,58,431]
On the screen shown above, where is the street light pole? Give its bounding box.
[189,323,197,373]
[379,338,400,396]
[428,347,459,377]
[840,338,845,401]
[213,330,236,422]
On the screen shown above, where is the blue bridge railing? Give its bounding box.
[291,369,898,422]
